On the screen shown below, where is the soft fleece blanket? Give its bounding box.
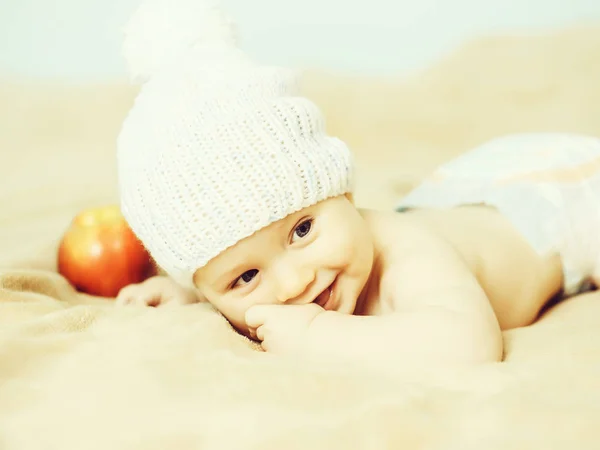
[2,25,600,449]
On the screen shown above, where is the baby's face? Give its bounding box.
[193,195,374,335]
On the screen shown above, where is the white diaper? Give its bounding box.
[396,133,600,296]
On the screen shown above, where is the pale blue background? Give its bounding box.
[1,0,600,82]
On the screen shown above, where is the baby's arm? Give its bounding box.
[306,240,503,371]
[116,276,204,306]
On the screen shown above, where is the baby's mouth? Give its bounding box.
[314,277,337,310]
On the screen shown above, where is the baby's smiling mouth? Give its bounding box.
[314,277,337,310]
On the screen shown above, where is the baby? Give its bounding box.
[115,0,600,371]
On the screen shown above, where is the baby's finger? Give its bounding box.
[255,325,265,342]
[132,292,161,307]
[245,305,268,328]
[115,296,132,306]
[245,304,280,328]
[260,337,271,353]
[115,286,135,305]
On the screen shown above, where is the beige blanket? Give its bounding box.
[2,24,600,449]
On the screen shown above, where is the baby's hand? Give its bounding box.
[245,303,325,354]
[115,276,202,307]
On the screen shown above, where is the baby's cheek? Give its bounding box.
[220,306,249,334]
[328,229,361,261]
[337,233,373,277]
[204,297,244,328]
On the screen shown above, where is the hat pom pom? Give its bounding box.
[122,0,236,83]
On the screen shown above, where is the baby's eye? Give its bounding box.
[232,269,258,288]
[291,219,313,243]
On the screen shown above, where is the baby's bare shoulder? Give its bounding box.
[359,209,494,317]
[359,207,461,255]
[361,205,520,269]
[362,208,469,275]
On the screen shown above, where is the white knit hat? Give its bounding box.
[117,0,355,288]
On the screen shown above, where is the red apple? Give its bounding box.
[57,205,157,298]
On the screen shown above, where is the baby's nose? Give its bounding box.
[274,266,315,303]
